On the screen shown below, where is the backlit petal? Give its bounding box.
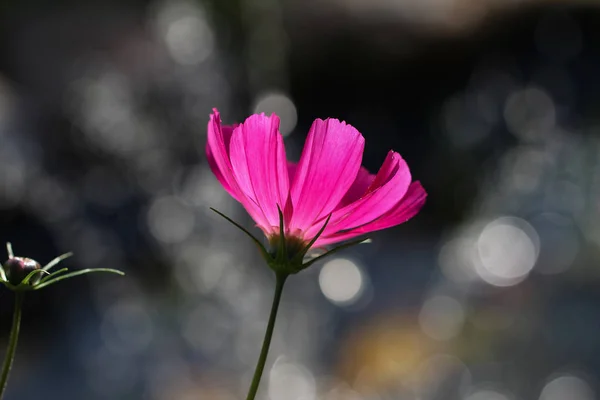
[229,113,290,229]
[306,151,411,238]
[356,181,427,231]
[338,167,375,208]
[289,118,364,232]
[206,113,238,201]
[206,109,238,200]
[313,181,427,247]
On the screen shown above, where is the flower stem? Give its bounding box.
[0,292,24,400]
[245,273,287,400]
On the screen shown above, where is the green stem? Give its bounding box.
[0,292,24,399]
[245,273,287,400]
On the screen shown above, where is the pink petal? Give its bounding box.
[355,181,427,231]
[338,167,375,208]
[206,112,238,201]
[313,181,427,247]
[283,162,298,226]
[306,151,412,238]
[229,113,290,230]
[206,109,273,231]
[287,162,298,183]
[206,119,239,201]
[289,118,365,232]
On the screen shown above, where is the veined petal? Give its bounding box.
[283,162,298,226]
[229,113,290,229]
[338,167,375,208]
[206,109,238,200]
[289,118,365,232]
[313,181,427,247]
[287,161,298,183]
[206,109,273,231]
[206,124,238,201]
[306,151,411,238]
[355,181,427,231]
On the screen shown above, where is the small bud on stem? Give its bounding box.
[3,258,42,286]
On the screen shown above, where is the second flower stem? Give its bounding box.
[245,273,287,400]
[0,291,24,400]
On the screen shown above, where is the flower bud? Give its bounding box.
[3,257,42,286]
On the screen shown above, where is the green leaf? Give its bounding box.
[210,208,270,261]
[301,237,371,270]
[42,252,74,271]
[33,268,125,290]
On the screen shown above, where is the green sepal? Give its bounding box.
[20,269,50,285]
[33,268,125,290]
[290,214,332,267]
[0,269,50,291]
[210,208,271,261]
[301,237,371,270]
[5,243,13,259]
[37,268,69,284]
[1,243,125,292]
[1,282,18,291]
[211,208,372,276]
[42,252,73,272]
[275,206,287,265]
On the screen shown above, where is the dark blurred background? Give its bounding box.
[1,0,600,399]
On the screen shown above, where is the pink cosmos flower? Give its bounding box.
[206,108,426,254]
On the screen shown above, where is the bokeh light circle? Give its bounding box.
[319,258,365,306]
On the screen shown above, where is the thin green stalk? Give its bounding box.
[245,273,287,400]
[0,292,24,399]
